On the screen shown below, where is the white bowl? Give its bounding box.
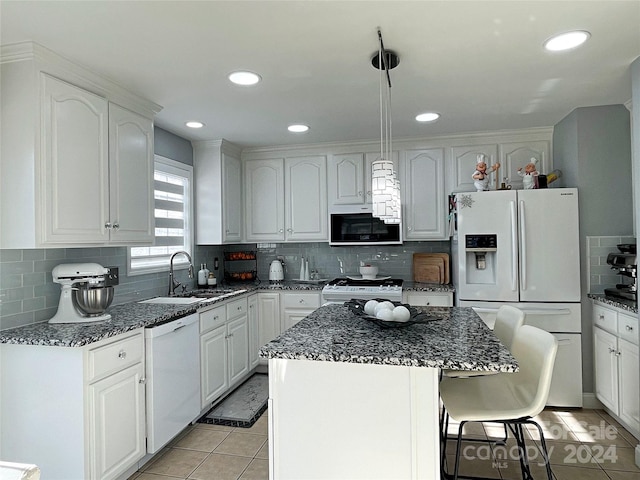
[359,265,379,279]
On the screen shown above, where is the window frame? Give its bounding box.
[127,155,194,276]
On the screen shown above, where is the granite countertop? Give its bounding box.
[259,304,517,372]
[588,293,638,314]
[403,282,455,292]
[0,280,455,348]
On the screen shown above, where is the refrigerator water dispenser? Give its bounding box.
[465,234,497,284]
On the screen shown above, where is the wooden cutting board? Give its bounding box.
[413,253,450,284]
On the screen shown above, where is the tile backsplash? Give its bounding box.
[0,245,222,331]
[586,235,635,293]
[0,241,450,331]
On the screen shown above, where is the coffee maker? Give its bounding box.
[604,244,637,302]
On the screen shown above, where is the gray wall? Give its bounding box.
[154,126,193,165]
[553,104,633,395]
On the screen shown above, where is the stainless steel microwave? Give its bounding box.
[329,205,402,246]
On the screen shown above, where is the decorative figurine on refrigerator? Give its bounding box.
[517,158,539,189]
[472,154,500,191]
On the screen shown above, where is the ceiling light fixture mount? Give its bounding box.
[228,70,261,86]
[543,30,590,52]
[288,124,309,133]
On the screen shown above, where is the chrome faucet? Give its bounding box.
[168,251,194,296]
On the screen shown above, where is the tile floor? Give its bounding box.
[129,408,640,480]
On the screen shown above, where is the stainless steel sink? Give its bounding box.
[139,289,247,305]
[138,297,202,305]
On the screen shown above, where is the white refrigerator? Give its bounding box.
[452,188,583,407]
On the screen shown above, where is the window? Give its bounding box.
[128,155,193,274]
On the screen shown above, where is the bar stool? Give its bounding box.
[440,325,558,480]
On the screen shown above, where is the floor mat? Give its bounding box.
[198,373,268,428]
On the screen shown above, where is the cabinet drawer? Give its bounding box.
[87,331,144,383]
[404,292,453,307]
[593,304,617,334]
[618,313,639,346]
[227,297,248,320]
[200,305,226,334]
[282,292,321,310]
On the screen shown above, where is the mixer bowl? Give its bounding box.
[73,285,114,315]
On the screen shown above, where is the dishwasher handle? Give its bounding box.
[145,313,198,338]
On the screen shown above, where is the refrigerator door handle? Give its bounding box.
[518,200,526,292]
[510,201,518,292]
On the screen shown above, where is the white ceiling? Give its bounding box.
[2,1,639,149]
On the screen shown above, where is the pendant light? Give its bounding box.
[371,29,401,224]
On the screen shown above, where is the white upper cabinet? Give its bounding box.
[450,138,550,193]
[245,156,327,242]
[245,159,285,242]
[0,43,160,248]
[108,103,155,244]
[402,148,446,240]
[194,140,243,244]
[285,156,327,241]
[41,73,111,244]
[499,141,550,190]
[328,153,367,205]
[328,152,398,207]
[451,144,499,193]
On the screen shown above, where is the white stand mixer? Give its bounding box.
[48,263,118,324]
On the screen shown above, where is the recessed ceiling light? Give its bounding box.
[228,71,261,86]
[288,124,310,133]
[416,112,440,122]
[544,30,590,52]
[185,121,204,129]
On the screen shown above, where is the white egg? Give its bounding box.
[374,302,394,315]
[392,305,411,322]
[364,300,379,316]
[375,308,395,321]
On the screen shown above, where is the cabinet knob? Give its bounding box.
[299,299,305,304]
[358,191,363,196]
[608,347,616,354]
[118,350,127,359]
[287,228,293,233]
[139,377,146,384]
[615,350,622,356]
[407,226,412,231]
[626,325,633,331]
[599,314,605,320]
[279,229,284,233]
[112,222,119,230]
[105,222,112,229]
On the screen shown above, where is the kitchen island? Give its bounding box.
[259,304,518,480]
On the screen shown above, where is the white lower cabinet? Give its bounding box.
[0,329,145,480]
[248,293,260,369]
[200,298,249,409]
[256,291,321,365]
[88,363,146,479]
[592,302,640,436]
[403,291,453,307]
[281,292,321,331]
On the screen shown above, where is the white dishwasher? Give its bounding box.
[145,312,200,453]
